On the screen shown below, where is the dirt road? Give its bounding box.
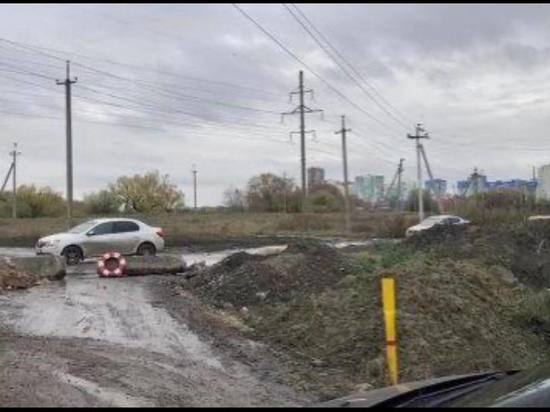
[0,250,312,407]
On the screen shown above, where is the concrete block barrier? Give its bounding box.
[8,255,66,280]
[124,255,187,276]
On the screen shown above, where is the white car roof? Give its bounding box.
[87,217,146,225]
[528,215,550,221]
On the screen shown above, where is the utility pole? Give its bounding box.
[9,143,20,219]
[192,164,197,210]
[407,123,429,221]
[281,70,323,202]
[56,60,77,229]
[283,171,288,213]
[386,158,405,211]
[396,158,404,211]
[335,115,351,233]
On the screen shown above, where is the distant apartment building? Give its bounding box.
[458,168,536,197]
[353,174,385,202]
[425,178,447,197]
[536,164,550,200]
[307,167,325,189]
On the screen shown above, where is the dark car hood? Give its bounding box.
[318,372,498,407]
[319,364,550,407]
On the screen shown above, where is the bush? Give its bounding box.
[448,190,550,224]
[514,290,550,341]
[83,190,121,215]
[305,190,343,213]
[10,185,66,218]
[406,189,439,214]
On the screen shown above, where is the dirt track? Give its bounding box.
[0,261,312,406]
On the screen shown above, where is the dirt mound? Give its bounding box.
[0,258,41,291]
[181,234,550,399]
[404,222,550,289]
[185,239,355,308]
[245,253,549,398]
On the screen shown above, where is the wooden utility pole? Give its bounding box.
[192,164,197,210]
[335,115,351,233]
[396,158,404,211]
[56,60,77,229]
[9,143,20,219]
[407,123,429,221]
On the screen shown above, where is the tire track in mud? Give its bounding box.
[0,255,310,406]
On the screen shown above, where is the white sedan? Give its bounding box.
[405,215,470,238]
[35,218,165,265]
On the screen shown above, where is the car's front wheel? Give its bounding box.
[62,245,84,265]
[137,242,156,256]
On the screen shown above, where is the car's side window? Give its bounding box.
[449,218,460,224]
[89,222,114,236]
[113,221,140,233]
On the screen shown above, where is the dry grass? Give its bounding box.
[0,211,417,247]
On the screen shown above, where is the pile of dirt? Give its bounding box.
[181,237,550,400]
[248,254,548,399]
[404,221,550,289]
[0,258,41,291]
[184,239,355,309]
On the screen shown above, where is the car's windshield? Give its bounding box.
[67,221,98,234]
[422,216,444,224]
[5,3,550,408]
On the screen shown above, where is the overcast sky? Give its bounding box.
[1,3,550,205]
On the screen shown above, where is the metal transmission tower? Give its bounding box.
[335,115,351,233]
[9,143,21,219]
[407,123,430,221]
[191,164,197,210]
[281,70,323,199]
[56,60,78,229]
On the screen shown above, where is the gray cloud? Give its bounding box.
[1,4,550,204]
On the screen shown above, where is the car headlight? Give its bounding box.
[38,239,60,248]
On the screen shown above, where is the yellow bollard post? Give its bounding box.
[381,277,398,386]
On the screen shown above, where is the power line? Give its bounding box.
[289,3,415,127]
[232,3,405,136]
[0,37,285,98]
[282,3,410,131]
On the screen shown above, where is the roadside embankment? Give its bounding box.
[0,212,417,248]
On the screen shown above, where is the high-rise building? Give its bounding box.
[536,165,550,200]
[307,167,325,189]
[353,174,384,202]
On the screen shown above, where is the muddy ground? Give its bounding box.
[0,259,315,407]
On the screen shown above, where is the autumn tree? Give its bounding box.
[109,171,184,214]
[13,185,65,218]
[223,186,247,211]
[246,173,301,212]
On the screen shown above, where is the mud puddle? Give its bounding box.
[0,275,220,367]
